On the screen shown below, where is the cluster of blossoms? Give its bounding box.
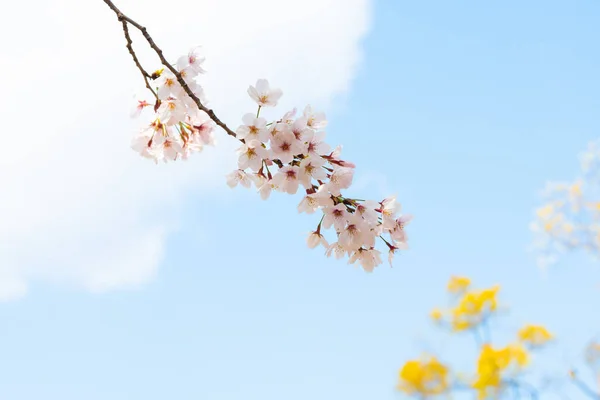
[129,47,411,272]
[130,47,216,162]
[398,276,554,400]
[531,140,600,269]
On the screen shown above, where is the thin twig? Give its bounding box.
[102,0,238,139]
[119,19,159,103]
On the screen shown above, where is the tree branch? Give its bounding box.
[101,0,238,139]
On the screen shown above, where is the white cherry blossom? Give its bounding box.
[270,130,303,164]
[307,230,329,249]
[298,156,327,188]
[226,170,252,189]
[236,113,268,142]
[328,167,354,195]
[247,79,283,107]
[271,166,300,194]
[322,203,349,231]
[237,140,268,172]
[303,105,328,130]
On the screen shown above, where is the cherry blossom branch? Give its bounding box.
[101,0,237,139]
[102,0,411,272]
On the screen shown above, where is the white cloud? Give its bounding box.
[0,0,372,300]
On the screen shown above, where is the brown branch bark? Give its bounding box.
[102,0,238,139]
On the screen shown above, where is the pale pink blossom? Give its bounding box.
[305,130,331,158]
[131,132,155,160]
[189,118,216,146]
[181,140,204,160]
[291,117,312,144]
[386,241,408,267]
[303,105,328,130]
[298,156,327,188]
[338,214,367,251]
[270,130,303,164]
[307,230,329,249]
[381,195,401,228]
[226,170,252,188]
[327,145,356,168]
[355,200,380,227]
[131,99,150,118]
[348,248,382,272]
[176,46,206,74]
[156,134,183,162]
[237,139,268,171]
[268,122,288,141]
[236,113,268,142]
[132,119,164,158]
[247,79,283,107]
[297,186,333,214]
[389,214,413,243]
[250,173,267,189]
[298,184,334,213]
[157,71,183,99]
[328,167,354,195]
[361,228,378,249]
[258,180,278,200]
[297,195,320,214]
[326,242,348,260]
[158,98,186,125]
[271,165,300,194]
[281,108,297,124]
[322,204,349,231]
[177,66,199,84]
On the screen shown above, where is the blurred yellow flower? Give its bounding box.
[430,308,443,322]
[450,286,500,331]
[398,356,449,397]
[517,324,553,347]
[473,343,529,399]
[447,276,471,294]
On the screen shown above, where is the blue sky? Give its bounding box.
[2,0,600,399]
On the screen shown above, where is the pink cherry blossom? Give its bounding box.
[176,46,206,74]
[236,113,268,142]
[131,99,150,118]
[326,242,348,260]
[389,214,413,243]
[322,204,349,231]
[247,79,283,107]
[303,105,328,130]
[257,180,278,200]
[338,214,367,251]
[307,230,329,249]
[226,170,252,189]
[328,167,354,195]
[355,200,379,227]
[349,248,382,273]
[298,156,327,188]
[306,130,331,158]
[271,165,300,194]
[238,141,268,171]
[270,130,303,164]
